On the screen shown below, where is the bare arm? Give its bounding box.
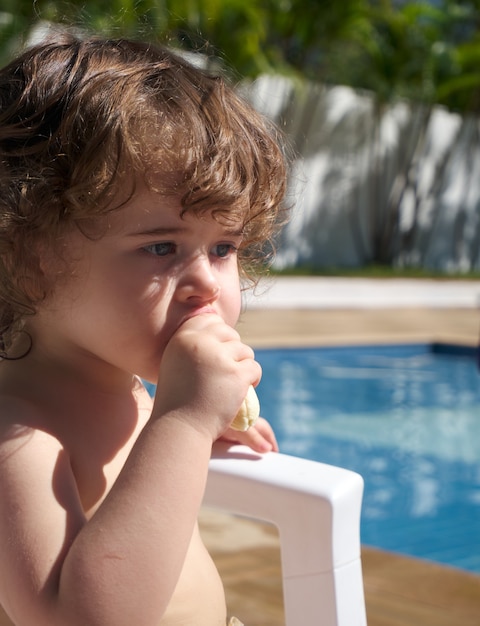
[0,315,260,626]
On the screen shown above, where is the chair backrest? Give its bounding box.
[205,442,367,626]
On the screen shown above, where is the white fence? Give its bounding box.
[242,76,480,272]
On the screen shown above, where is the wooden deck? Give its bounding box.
[200,510,480,626]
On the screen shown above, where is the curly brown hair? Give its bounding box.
[0,32,287,353]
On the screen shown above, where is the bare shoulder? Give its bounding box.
[0,393,61,458]
[0,392,83,515]
[0,393,79,525]
[0,394,85,622]
[0,389,46,433]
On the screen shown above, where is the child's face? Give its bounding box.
[35,182,243,384]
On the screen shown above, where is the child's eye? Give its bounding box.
[143,242,176,256]
[212,243,237,258]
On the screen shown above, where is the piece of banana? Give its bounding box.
[230,385,260,432]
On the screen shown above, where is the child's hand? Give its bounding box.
[153,313,262,441]
[218,416,279,453]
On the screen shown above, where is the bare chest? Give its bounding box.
[65,398,152,517]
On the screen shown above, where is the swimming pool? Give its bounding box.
[254,343,480,574]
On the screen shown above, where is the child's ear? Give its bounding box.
[31,238,70,300]
[21,242,52,303]
[35,234,71,279]
[34,239,54,280]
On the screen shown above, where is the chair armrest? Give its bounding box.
[205,442,367,626]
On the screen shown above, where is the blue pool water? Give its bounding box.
[254,343,480,574]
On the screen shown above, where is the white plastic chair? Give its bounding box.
[205,442,367,626]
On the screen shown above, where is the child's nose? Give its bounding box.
[175,256,220,303]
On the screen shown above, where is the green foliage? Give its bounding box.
[1,0,480,112]
[270,264,480,279]
[316,1,480,109]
